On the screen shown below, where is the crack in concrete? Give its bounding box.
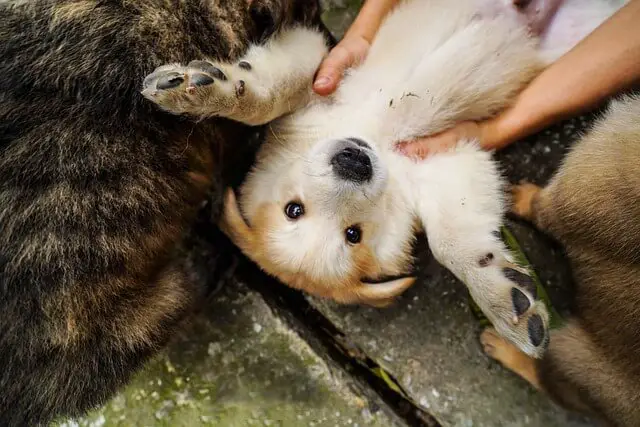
[233,252,442,427]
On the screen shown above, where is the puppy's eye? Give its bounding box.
[284,202,304,219]
[345,225,362,244]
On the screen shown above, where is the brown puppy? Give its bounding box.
[0,0,327,425]
[482,94,640,426]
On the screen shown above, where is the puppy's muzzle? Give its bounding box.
[330,139,373,183]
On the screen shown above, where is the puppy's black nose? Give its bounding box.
[331,146,373,183]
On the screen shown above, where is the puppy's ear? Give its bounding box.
[332,277,417,307]
[219,188,256,254]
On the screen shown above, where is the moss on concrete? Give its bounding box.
[61,282,401,427]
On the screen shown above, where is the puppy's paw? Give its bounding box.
[141,59,254,119]
[510,182,541,219]
[480,327,541,388]
[480,327,511,360]
[469,239,550,358]
[503,265,549,350]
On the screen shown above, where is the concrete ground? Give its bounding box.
[65,279,405,427]
[66,2,604,426]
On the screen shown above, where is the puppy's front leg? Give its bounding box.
[141,27,328,126]
[414,146,550,358]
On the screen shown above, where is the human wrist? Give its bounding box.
[478,111,524,151]
[479,90,560,151]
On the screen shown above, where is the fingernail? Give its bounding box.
[314,76,330,88]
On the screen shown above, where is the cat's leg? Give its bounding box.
[414,145,549,358]
[141,27,328,126]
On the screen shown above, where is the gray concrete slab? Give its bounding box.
[64,280,405,427]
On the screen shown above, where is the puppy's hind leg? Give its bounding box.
[481,320,636,425]
[510,181,558,236]
[480,327,542,390]
[383,15,541,142]
[142,27,328,126]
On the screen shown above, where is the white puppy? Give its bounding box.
[142,0,625,358]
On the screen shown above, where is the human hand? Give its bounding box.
[313,0,402,95]
[396,121,489,159]
[313,34,371,96]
